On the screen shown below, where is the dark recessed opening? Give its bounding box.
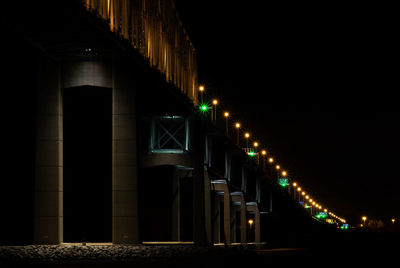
[63,85,112,243]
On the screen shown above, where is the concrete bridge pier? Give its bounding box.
[211,180,231,245]
[246,202,261,246]
[231,192,247,244]
[34,60,139,244]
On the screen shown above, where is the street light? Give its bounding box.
[212,99,218,123]
[253,142,259,164]
[248,219,254,242]
[261,150,267,170]
[244,132,250,148]
[362,216,367,226]
[199,85,205,103]
[235,122,241,145]
[224,112,229,136]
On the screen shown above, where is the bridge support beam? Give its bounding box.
[211,180,231,245]
[231,192,247,244]
[246,202,261,247]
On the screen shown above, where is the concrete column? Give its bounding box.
[193,127,207,245]
[112,63,139,244]
[231,192,247,244]
[211,180,231,245]
[223,189,231,245]
[34,61,63,244]
[246,202,260,246]
[213,194,221,244]
[171,169,180,241]
[240,201,247,244]
[204,169,212,243]
[230,204,238,243]
[255,207,261,245]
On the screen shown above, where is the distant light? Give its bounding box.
[276,165,280,170]
[316,212,327,219]
[244,132,250,138]
[199,85,205,92]
[253,142,259,147]
[297,187,302,192]
[281,171,287,177]
[235,122,241,128]
[248,219,254,225]
[293,182,297,187]
[268,157,274,163]
[248,151,256,157]
[198,102,211,114]
[301,192,306,196]
[392,219,396,224]
[199,104,209,112]
[212,99,218,105]
[224,112,229,117]
[305,195,309,199]
[278,178,289,187]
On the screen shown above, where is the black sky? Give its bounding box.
[174,1,399,225]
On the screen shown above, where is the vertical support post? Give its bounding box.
[223,189,231,245]
[230,206,237,243]
[193,122,207,245]
[171,169,180,241]
[240,200,247,244]
[204,170,212,243]
[34,61,63,244]
[213,195,221,244]
[255,207,261,246]
[112,63,139,244]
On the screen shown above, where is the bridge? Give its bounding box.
[1,0,346,247]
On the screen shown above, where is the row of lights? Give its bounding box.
[291,182,346,223]
[198,85,346,225]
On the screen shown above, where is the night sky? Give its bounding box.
[174,1,399,226]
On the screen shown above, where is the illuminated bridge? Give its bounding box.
[1,0,345,247]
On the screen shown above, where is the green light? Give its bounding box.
[278,178,289,187]
[315,212,327,219]
[197,102,211,115]
[341,224,349,230]
[248,151,255,156]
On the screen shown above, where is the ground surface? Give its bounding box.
[1,231,398,267]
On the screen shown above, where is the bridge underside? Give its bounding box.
[1,0,326,247]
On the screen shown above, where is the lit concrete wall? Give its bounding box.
[34,61,63,244]
[111,63,139,244]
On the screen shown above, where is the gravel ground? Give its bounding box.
[0,244,258,267]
